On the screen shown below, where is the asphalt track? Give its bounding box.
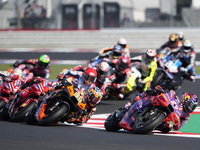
[0,52,200,150]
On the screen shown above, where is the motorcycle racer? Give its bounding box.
[157,33,183,55]
[13,54,50,79]
[118,85,198,133]
[179,39,196,82]
[56,67,103,124]
[18,76,55,94]
[99,38,130,57]
[130,49,157,92]
[0,69,27,108]
[89,45,124,68]
[111,54,131,99]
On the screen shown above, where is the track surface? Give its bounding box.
[0,52,200,150]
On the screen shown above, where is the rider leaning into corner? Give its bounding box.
[119,85,198,133]
[130,49,157,92]
[157,33,183,55]
[90,44,124,68]
[13,54,50,79]
[179,39,196,82]
[110,54,132,99]
[55,67,103,124]
[58,62,111,101]
[98,37,130,57]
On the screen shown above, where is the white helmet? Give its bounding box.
[97,61,110,82]
[177,32,184,40]
[144,49,156,65]
[183,39,192,53]
[117,38,127,48]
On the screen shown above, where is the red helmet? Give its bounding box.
[116,55,130,73]
[84,68,97,84]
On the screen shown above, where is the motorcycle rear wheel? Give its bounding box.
[38,104,68,126]
[11,101,37,122]
[133,108,166,134]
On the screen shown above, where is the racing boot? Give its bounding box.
[155,120,172,133]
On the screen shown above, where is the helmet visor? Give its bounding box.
[118,61,128,71]
[183,46,191,53]
[186,99,197,112]
[39,61,49,69]
[113,51,121,58]
[98,69,107,77]
[145,54,154,64]
[85,74,96,84]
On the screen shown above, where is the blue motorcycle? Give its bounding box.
[151,52,182,91]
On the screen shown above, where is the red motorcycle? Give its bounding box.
[0,77,21,111]
[0,65,32,111]
[0,77,50,122]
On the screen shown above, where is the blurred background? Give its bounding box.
[1,0,200,51]
[0,0,199,29]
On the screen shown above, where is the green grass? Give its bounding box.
[1,64,199,80]
[177,114,200,134]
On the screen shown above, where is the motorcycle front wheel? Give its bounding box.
[151,71,164,89]
[38,104,68,126]
[11,101,37,122]
[104,110,123,132]
[133,108,166,134]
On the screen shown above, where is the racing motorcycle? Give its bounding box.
[104,90,182,134]
[0,77,21,111]
[123,61,145,99]
[72,64,115,101]
[0,77,50,122]
[25,78,89,126]
[151,51,182,91]
[0,65,33,111]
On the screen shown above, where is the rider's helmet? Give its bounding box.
[143,49,156,65]
[112,45,123,58]
[117,38,127,48]
[181,93,198,113]
[88,87,103,105]
[38,54,50,69]
[183,39,193,53]
[116,55,130,74]
[177,32,184,41]
[97,61,110,83]
[84,67,97,85]
[168,33,179,47]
